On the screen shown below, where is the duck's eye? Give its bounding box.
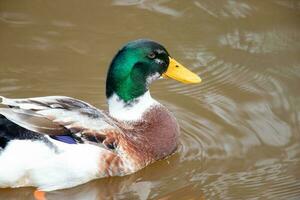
[147,52,156,59]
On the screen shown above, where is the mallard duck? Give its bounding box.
[0,39,201,191]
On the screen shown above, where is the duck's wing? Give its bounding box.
[0,96,119,142]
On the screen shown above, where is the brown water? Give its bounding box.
[0,0,300,199]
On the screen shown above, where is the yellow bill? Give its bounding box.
[162,57,202,83]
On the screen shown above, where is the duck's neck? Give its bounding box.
[107,91,159,121]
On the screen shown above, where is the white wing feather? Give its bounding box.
[0,96,118,137]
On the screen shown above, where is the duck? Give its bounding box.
[0,39,201,192]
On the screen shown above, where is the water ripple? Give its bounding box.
[112,0,182,17]
[194,0,255,19]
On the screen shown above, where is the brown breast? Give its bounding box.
[116,105,180,167]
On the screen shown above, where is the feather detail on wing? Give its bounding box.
[0,96,120,143]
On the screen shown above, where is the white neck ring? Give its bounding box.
[107,91,159,121]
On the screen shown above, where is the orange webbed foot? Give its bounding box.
[34,190,46,200]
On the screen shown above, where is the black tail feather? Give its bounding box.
[0,115,49,149]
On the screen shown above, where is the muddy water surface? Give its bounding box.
[0,0,300,199]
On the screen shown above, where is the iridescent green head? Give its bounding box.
[106,39,201,102]
[106,39,169,102]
